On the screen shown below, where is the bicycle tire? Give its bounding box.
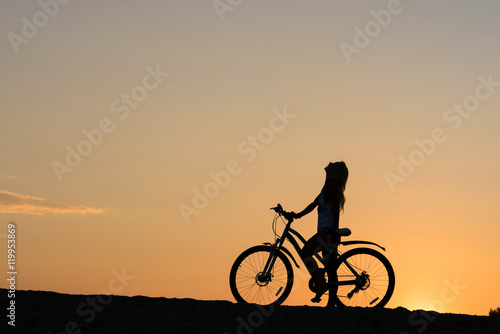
[331,247,395,308]
[229,245,294,306]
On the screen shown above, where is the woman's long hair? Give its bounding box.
[327,161,348,212]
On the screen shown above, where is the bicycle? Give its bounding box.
[229,204,395,307]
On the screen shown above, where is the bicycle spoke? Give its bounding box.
[334,249,394,308]
[232,249,291,305]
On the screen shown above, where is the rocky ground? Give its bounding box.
[1,289,499,333]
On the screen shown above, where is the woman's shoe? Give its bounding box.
[311,281,328,303]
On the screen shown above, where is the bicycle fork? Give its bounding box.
[258,240,285,296]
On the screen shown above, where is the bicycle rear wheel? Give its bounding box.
[229,245,294,305]
[332,247,395,308]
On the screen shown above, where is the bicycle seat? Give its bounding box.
[335,228,351,237]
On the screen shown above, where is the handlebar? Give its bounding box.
[270,203,283,213]
[270,203,294,222]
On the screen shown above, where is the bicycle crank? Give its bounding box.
[308,269,327,293]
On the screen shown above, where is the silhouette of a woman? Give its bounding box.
[292,161,348,303]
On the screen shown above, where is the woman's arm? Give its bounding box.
[294,196,319,219]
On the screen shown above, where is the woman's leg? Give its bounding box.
[325,240,339,307]
[300,231,334,301]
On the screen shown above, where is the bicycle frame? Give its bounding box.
[261,217,387,287]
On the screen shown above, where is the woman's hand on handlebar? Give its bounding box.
[270,204,299,221]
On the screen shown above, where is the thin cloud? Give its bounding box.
[0,175,20,180]
[0,189,106,215]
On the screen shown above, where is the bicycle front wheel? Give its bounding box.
[333,247,395,308]
[229,245,294,306]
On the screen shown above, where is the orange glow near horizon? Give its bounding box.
[1,1,500,317]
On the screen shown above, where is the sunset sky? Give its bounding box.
[1,0,499,316]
